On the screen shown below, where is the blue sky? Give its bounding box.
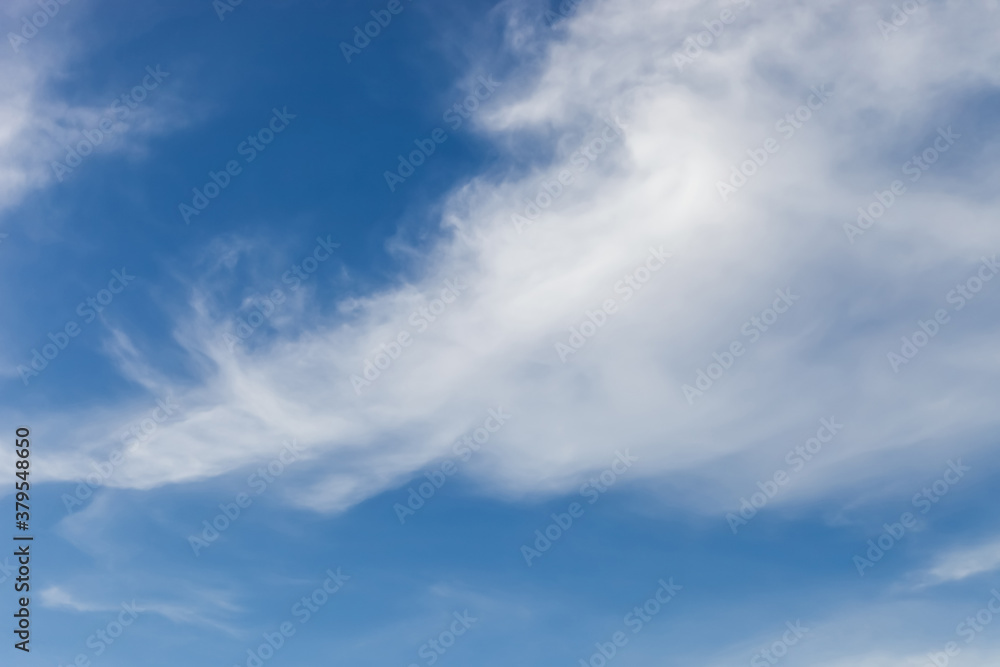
[2,0,1000,665]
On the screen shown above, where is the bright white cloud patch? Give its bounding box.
[0,3,184,218]
[922,539,1000,585]
[29,0,1000,522]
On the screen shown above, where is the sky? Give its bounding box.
[2,0,1000,665]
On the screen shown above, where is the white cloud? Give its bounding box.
[922,539,1000,585]
[40,583,244,635]
[0,4,189,219]
[39,585,107,613]
[25,0,1000,519]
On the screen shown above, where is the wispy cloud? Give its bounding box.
[17,1,1000,528]
[921,539,1000,586]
